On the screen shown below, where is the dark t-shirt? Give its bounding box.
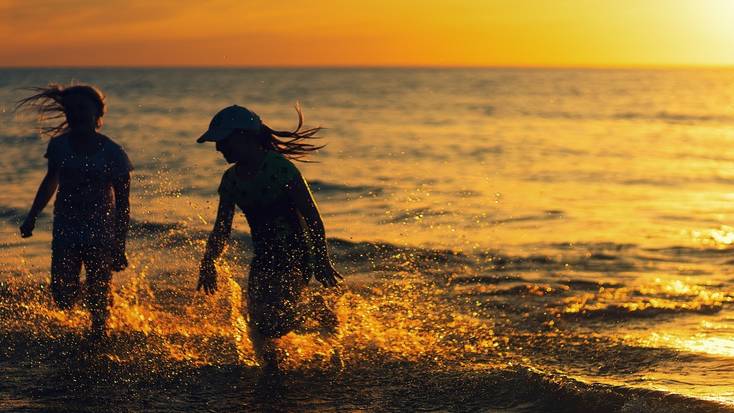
[45,133,133,245]
[218,151,310,254]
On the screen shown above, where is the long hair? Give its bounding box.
[15,83,106,138]
[257,104,324,162]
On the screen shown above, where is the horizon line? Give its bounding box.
[2,63,734,70]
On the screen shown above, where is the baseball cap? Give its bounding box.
[197,105,262,143]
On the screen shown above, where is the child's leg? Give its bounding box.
[247,248,309,373]
[50,244,83,309]
[247,288,298,374]
[82,245,112,336]
[247,316,279,373]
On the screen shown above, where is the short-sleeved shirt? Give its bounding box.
[46,133,133,245]
[218,151,310,254]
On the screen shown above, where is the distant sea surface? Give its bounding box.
[1,68,734,412]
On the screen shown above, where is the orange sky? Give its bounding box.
[1,0,733,67]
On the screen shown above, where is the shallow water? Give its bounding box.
[1,68,734,411]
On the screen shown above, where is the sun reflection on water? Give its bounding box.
[689,225,734,248]
[643,332,734,358]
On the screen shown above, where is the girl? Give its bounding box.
[196,104,342,376]
[18,84,133,340]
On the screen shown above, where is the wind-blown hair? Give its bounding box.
[256,104,324,162]
[15,83,106,138]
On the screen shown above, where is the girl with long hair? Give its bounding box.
[17,84,132,339]
[196,104,341,379]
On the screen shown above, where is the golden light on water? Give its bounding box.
[689,225,734,248]
[0,260,497,371]
[708,227,734,245]
[681,337,734,358]
[560,278,729,319]
[644,333,734,358]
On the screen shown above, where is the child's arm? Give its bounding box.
[20,164,59,238]
[287,175,343,287]
[111,173,131,271]
[197,195,235,294]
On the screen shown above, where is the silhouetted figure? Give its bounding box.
[17,84,132,340]
[196,105,342,380]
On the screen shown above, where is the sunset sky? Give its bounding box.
[1,0,733,67]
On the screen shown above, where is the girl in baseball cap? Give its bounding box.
[196,104,342,380]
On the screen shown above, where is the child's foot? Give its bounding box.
[330,348,345,372]
[77,327,108,360]
[86,322,108,344]
[256,362,284,391]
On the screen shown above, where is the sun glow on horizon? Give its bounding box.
[1,0,734,67]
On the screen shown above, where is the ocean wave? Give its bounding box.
[380,207,450,224]
[621,176,734,187]
[476,251,636,273]
[563,302,722,320]
[448,274,525,285]
[561,286,726,321]
[0,205,28,222]
[516,109,734,125]
[561,279,624,290]
[549,241,638,251]
[308,179,384,194]
[643,245,734,262]
[615,111,734,124]
[0,134,43,145]
[328,237,471,274]
[454,283,567,297]
[493,210,565,225]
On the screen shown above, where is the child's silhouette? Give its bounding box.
[196,105,342,378]
[18,84,132,340]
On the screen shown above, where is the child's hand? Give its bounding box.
[197,259,218,294]
[19,217,35,238]
[315,262,343,288]
[111,250,129,272]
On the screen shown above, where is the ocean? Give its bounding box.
[1,68,734,412]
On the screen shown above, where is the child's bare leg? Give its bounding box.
[248,319,279,373]
[83,246,112,338]
[50,245,83,310]
[86,274,111,337]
